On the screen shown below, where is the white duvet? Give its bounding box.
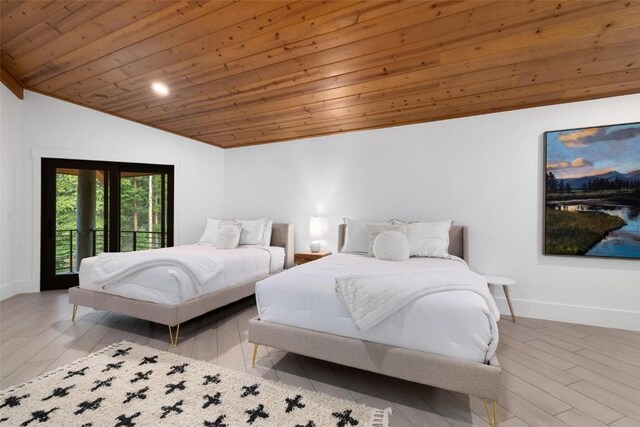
[80,244,285,305]
[256,253,500,363]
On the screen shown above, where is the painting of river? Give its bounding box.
[544,122,640,259]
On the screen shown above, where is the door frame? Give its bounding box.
[40,158,174,291]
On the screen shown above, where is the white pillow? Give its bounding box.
[235,218,267,245]
[373,231,410,261]
[262,219,273,247]
[341,218,389,253]
[407,220,453,258]
[198,218,221,244]
[367,223,407,256]
[215,224,241,249]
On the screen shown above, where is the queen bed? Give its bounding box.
[248,224,502,426]
[69,222,293,346]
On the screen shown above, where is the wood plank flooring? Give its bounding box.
[1,291,639,427]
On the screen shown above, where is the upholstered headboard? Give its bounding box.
[337,223,468,262]
[271,223,295,268]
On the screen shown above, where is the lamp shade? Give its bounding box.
[309,216,325,241]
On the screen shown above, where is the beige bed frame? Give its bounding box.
[249,224,502,426]
[68,223,294,347]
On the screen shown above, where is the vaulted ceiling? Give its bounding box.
[1,1,639,148]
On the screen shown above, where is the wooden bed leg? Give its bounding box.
[71,304,78,322]
[168,324,180,347]
[484,399,498,427]
[251,343,258,368]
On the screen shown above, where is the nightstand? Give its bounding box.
[294,251,332,265]
[483,275,516,322]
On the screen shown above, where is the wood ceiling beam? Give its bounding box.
[1,64,23,99]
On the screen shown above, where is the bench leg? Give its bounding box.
[251,344,258,368]
[72,304,78,322]
[484,399,498,427]
[503,285,516,322]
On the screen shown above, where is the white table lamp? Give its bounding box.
[309,216,325,253]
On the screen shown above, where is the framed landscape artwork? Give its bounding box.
[544,122,640,260]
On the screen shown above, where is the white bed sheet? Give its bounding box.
[256,253,499,363]
[80,245,285,305]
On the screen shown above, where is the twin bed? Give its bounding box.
[68,223,293,346]
[249,224,502,426]
[69,221,502,426]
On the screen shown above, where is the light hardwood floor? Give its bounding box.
[1,291,639,427]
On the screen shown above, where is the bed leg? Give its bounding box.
[168,324,180,347]
[71,304,78,322]
[251,343,258,368]
[484,399,498,427]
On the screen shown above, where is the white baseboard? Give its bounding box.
[0,280,35,301]
[493,296,640,332]
[0,281,18,300]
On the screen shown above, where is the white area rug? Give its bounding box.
[0,341,390,426]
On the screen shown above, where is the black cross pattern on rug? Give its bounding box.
[0,394,30,409]
[166,363,189,375]
[240,384,260,398]
[285,394,305,413]
[130,370,153,383]
[202,373,221,385]
[102,361,124,372]
[74,397,105,415]
[19,407,58,426]
[332,409,359,427]
[203,415,227,427]
[90,376,116,392]
[245,404,269,425]
[80,423,93,427]
[114,411,141,427]
[164,380,186,395]
[42,385,75,401]
[202,414,228,427]
[112,347,132,357]
[160,400,184,419]
[63,366,89,379]
[295,422,316,427]
[202,392,222,409]
[0,417,8,423]
[123,386,149,404]
[139,355,158,365]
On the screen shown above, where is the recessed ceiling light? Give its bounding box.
[151,82,169,96]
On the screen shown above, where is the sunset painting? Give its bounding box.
[544,122,640,259]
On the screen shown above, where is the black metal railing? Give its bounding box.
[55,229,166,273]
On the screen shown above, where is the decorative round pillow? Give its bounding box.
[372,230,410,261]
[215,224,241,249]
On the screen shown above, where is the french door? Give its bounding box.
[41,158,174,290]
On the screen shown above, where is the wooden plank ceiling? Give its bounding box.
[1,1,639,148]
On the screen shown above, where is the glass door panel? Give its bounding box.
[54,168,108,273]
[119,171,169,252]
[41,159,173,290]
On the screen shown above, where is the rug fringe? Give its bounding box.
[370,407,392,427]
[0,341,127,396]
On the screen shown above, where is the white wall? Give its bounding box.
[224,94,640,330]
[0,90,225,299]
[0,85,24,299]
